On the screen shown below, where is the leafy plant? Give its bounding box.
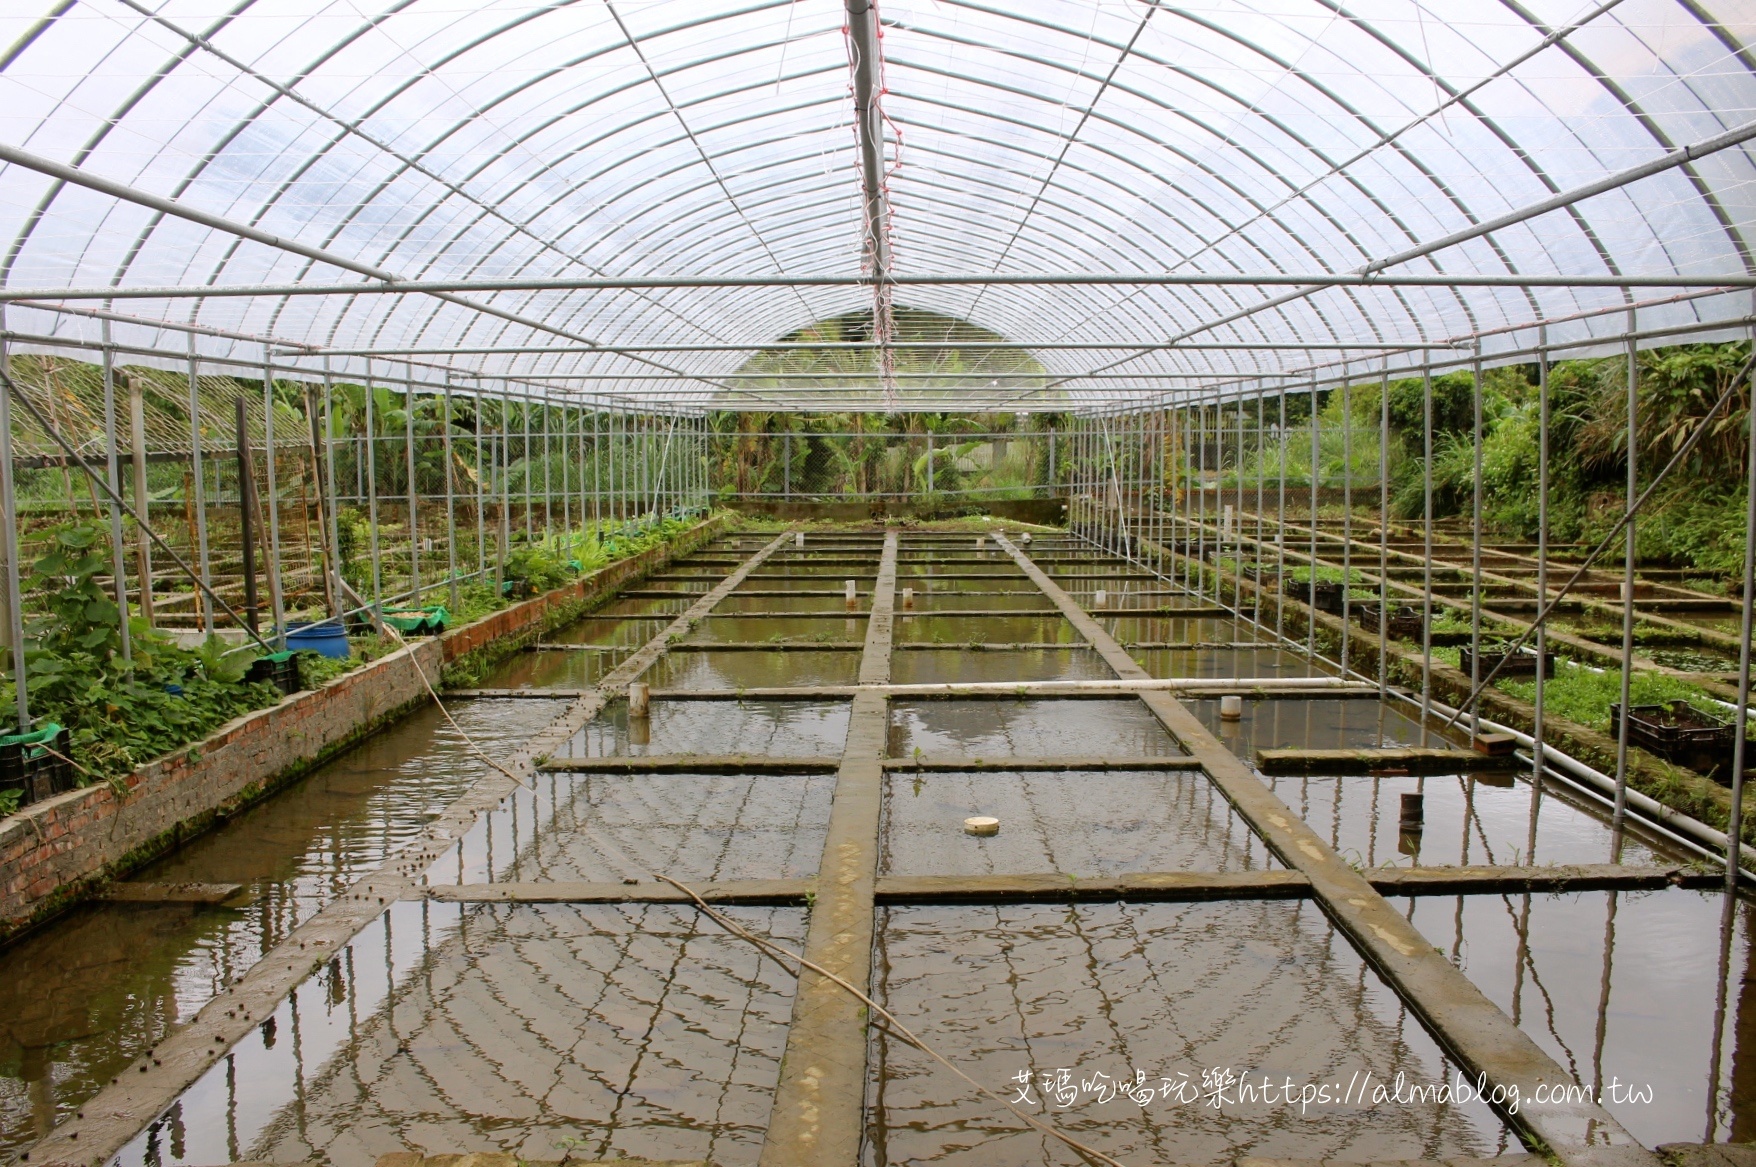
[10,521,283,782]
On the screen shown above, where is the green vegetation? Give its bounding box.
[1498,660,1735,737]
[3,522,284,781]
[1222,341,1753,577]
[710,310,1061,502]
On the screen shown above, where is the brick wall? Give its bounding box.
[0,515,729,942]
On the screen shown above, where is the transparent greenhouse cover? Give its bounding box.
[0,0,1752,411]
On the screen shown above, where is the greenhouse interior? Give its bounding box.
[1,2,1756,1166]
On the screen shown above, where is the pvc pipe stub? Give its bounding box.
[1219,694,1244,720]
[1094,588,1108,606]
[794,532,805,547]
[964,816,1000,837]
[902,587,915,609]
[627,681,650,718]
[1021,532,1032,545]
[1399,792,1425,830]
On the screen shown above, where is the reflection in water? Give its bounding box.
[446,771,836,885]
[888,698,1184,757]
[880,770,1274,876]
[1403,889,1753,1147]
[116,903,806,1167]
[0,700,565,1155]
[645,649,861,689]
[16,531,1756,1163]
[896,614,1083,645]
[891,648,1112,685]
[559,699,853,759]
[867,901,1508,1166]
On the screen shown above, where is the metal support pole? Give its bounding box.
[1254,392,1265,633]
[1340,372,1351,674]
[522,393,534,541]
[0,328,29,731]
[364,361,382,614]
[323,362,343,617]
[559,397,571,548]
[591,409,601,536]
[1470,348,1485,741]
[188,337,213,635]
[1613,315,1639,838]
[443,378,459,613]
[499,383,512,574]
[1421,365,1434,741]
[101,332,132,661]
[128,368,155,627]
[303,380,337,618]
[1378,369,1390,698]
[236,396,260,634]
[405,371,420,604]
[1726,342,1756,889]
[1531,336,1551,863]
[1196,405,1207,596]
[1309,382,1320,658]
[262,359,285,645]
[1276,387,1287,642]
[471,380,486,582]
[541,388,553,544]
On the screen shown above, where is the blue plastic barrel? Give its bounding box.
[285,619,350,659]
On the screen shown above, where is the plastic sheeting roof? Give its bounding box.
[0,0,1753,411]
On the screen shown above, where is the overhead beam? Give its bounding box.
[7,273,1752,301]
[1052,115,1756,381]
[273,341,1467,355]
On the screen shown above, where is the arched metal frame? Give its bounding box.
[0,0,1750,411]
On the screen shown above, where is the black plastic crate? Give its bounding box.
[1610,701,1738,781]
[1356,602,1425,640]
[1459,643,1555,681]
[246,651,302,696]
[0,727,75,809]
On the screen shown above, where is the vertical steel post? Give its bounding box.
[188,337,213,635]
[262,358,285,645]
[404,370,420,604]
[1531,333,1551,863]
[1255,392,1266,633]
[1195,404,1207,596]
[442,378,459,613]
[0,328,28,731]
[101,330,132,661]
[1340,372,1351,674]
[472,379,486,582]
[1470,347,1485,741]
[1421,365,1434,741]
[1726,332,1756,890]
[591,408,601,536]
[500,383,513,575]
[364,360,382,613]
[323,361,343,616]
[559,396,571,549]
[1613,313,1639,838]
[1276,386,1287,642]
[541,388,553,545]
[128,367,154,627]
[522,392,534,541]
[235,395,260,634]
[1308,382,1320,658]
[1378,369,1389,698]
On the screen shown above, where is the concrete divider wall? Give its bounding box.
[0,513,731,943]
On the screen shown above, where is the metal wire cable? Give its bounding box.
[653,872,1133,1167]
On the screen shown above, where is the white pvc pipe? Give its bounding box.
[876,677,1375,696]
[1405,689,1740,865]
